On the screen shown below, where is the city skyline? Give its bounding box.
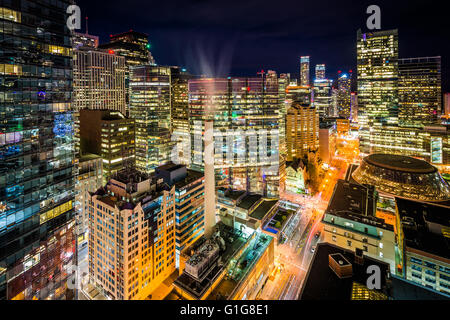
[76,0,450,91]
[1,0,449,305]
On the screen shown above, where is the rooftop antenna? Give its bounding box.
[85,16,89,35]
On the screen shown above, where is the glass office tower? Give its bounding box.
[357,29,399,154]
[188,73,281,197]
[399,56,442,128]
[0,1,76,299]
[315,64,326,80]
[300,56,310,86]
[337,73,351,119]
[130,65,172,173]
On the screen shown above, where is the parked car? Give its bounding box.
[310,245,316,253]
[314,231,321,239]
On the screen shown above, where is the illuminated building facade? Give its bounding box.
[351,92,358,121]
[337,73,351,119]
[73,47,126,115]
[99,31,155,113]
[399,56,441,128]
[285,159,307,194]
[171,67,194,165]
[352,154,450,202]
[75,154,103,242]
[88,168,176,300]
[300,56,310,86]
[286,85,313,105]
[444,93,450,116]
[313,79,334,118]
[172,222,274,300]
[395,198,450,295]
[130,65,172,173]
[357,125,450,166]
[286,103,319,161]
[188,74,281,197]
[154,163,205,270]
[0,1,76,300]
[79,109,135,183]
[73,31,99,49]
[357,29,399,154]
[321,180,397,273]
[315,64,326,80]
[319,123,337,165]
[100,31,155,67]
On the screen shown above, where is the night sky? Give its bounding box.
[76,0,450,91]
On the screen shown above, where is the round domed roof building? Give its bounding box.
[352,154,450,202]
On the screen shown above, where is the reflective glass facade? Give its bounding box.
[130,65,172,173]
[357,29,399,154]
[352,154,450,202]
[0,0,75,300]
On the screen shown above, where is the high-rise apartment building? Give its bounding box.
[88,168,176,300]
[188,74,281,197]
[337,73,351,119]
[357,29,399,154]
[300,56,310,86]
[130,65,172,173]
[154,163,205,270]
[399,56,442,127]
[73,47,126,115]
[0,1,76,300]
[286,103,319,161]
[315,64,326,80]
[79,109,135,183]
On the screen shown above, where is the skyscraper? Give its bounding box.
[313,79,334,118]
[154,163,205,270]
[286,103,319,161]
[300,56,310,86]
[188,73,281,197]
[315,64,326,80]
[444,93,450,116]
[0,1,76,300]
[399,56,442,127]
[79,109,135,183]
[99,31,155,114]
[337,73,351,119]
[130,65,172,173]
[171,67,194,166]
[88,168,176,300]
[73,47,126,115]
[357,29,399,154]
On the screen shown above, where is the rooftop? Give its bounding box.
[173,222,248,299]
[364,154,436,174]
[300,242,390,300]
[396,197,450,261]
[324,180,393,232]
[237,194,262,210]
[173,222,272,300]
[250,199,278,221]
